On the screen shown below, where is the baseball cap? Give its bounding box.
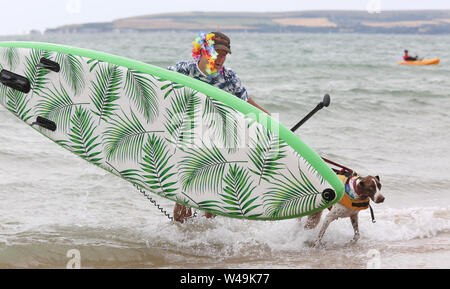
[211,31,232,54]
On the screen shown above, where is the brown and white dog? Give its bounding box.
[304,173,384,247]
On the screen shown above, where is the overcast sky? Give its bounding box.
[1,0,450,35]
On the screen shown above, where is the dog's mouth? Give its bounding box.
[361,192,385,204]
[372,193,385,203]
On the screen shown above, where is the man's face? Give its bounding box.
[214,49,228,70]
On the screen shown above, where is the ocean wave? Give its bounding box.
[0,205,448,268]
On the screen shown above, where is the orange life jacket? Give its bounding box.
[337,174,370,210]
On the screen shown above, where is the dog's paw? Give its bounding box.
[312,240,324,249]
[347,235,360,246]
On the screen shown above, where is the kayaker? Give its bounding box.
[168,31,269,223]
[403,50,418,61]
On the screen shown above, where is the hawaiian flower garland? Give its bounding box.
[192,32,221,78]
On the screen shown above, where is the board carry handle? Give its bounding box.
[37,57,60,72]
[0,69,31,94]
[32,116,57,132]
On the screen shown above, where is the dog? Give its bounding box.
[304,173,384,247]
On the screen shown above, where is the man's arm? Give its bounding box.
[230,71,270,115]
[167,61,190,74]
[248,97,270,115]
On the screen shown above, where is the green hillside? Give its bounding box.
[45,10,450,34]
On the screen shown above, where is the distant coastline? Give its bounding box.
[43,10,450,35]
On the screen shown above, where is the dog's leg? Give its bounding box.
[304,211,323,229]
[350,213,360,243]
[313,210,339,248]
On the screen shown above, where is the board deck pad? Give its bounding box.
[0,42,343,220]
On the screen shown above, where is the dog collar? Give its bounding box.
[353,177,362,197]
[345,176,362,199]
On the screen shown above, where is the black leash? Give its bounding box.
[369,205,376,223]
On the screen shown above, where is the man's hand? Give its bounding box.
[248,97,270,115]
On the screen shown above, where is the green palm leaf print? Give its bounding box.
[304,160,326,185]
[90,63,123,124]
[1,47,19,70]
[0,89,5,106]
[248,127,287,185]
[140,134,178,198]
[87,58,102,72]
[36,83,88,132]
[0,63,7,105]
[164,87,200,149]
[179,143,228,193]
[159,79,185,99]
[55,52,85,96]
[67,107,102,165]
[179,143,246,193]
[178,192,224,215]
[124,69,159,123]
[104,161,143,187]
[24,49,51,93]
[203,95,240,153]
[103,109,163,162]
[220,164,261,217]
[264,167,323,218]
[6,89,32,122]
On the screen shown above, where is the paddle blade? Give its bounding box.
[323,94,330,107]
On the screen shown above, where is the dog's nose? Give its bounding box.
[375,194,385,203]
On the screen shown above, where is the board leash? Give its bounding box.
[133,184,198,221]
[133,184,174,221]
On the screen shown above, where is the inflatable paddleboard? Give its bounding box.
[397,58,440,66]
[0,42,343,220]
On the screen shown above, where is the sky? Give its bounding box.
[1,0,450,35]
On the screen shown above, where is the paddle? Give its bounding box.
[290,94,330,132]
[289,94,354,174]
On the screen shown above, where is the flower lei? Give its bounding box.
[192,32,222,78]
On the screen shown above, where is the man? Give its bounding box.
[168,31,269,223]
[403,50,418,61]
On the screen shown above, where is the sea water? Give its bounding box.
[0,32,449,268]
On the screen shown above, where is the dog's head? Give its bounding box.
[356,175,384,203]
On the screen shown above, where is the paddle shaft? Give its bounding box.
[290,94,354,174]
[290,94,330,132]
[290,102,325,132]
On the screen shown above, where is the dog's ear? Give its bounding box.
[375,175,380,181]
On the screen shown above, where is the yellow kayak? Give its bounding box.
[398,58,440,66]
